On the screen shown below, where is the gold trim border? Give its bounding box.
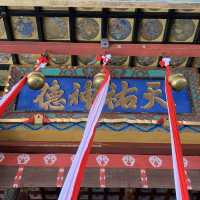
[0,117,199,126]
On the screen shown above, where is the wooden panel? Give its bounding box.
[1,166,200,190]
[188,170,200,190]
[147,169,174,188]
[0,70,9,87]
[82,169,100,188]
[0,166,18,187]
[11,16,38,40]
[22,167,59,187]
[22,168,100,188]
[0,129,200,144]
[106,168,141,188]
[1,141,200,155]
[0,0,200,9]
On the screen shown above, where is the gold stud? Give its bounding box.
[93,72,105,89]
[168,73,187,91]
[27,72,45,90]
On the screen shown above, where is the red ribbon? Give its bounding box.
[0,55,48,118]
[164,63,189,200]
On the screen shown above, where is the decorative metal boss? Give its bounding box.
[168,73,187,91]
[27,71,45,90]
[93,72,106,89]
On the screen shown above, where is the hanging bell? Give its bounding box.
[93,72,106,89]
[27,72,45,90]
[168,73,187,91]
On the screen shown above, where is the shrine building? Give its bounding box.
[0,0,200,199]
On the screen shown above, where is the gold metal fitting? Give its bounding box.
[27,72,45,90]
[168,73,187,91]
[93,72,105,89]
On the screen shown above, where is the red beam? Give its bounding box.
[0,41,200,57]
[0,152,200,169]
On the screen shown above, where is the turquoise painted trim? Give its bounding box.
[148,70,165,77]
[41,68,61,76]
[75,68,84,76]
[0,123,199,133]
[123,69,134,77]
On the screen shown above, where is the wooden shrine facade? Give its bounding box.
[0,0,200,194]
[0,153,199,189]
[0,52,199,189]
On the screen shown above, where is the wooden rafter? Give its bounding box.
[1,41,200,57]
[0,0,200,9]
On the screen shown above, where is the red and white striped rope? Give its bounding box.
[162,57,189,200]
[58,66,110,200]
[0,55,48,118]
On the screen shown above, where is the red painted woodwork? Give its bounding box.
[0,153,198,170]
[0,41,200,57]
[1,141,200,155]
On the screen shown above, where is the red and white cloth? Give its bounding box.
[0,76,27,117]
[96,54,112,65]
[0,55,48,117]
[58,68,110,200]
[162,58,189,200]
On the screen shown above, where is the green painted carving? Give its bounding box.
[152,115,161,120]
[112,69,123,77]
[134,70,149,77]
[75,68,84,76]
[123,69,134,77]
[4,188,19,200]
[0,79,4,86]
[41,68,61,76]
[148,70,165,77]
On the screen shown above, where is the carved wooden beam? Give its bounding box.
[0,0,200,9]
[1,41,200,57]
[0,117,199,126]
[0,142,200,155]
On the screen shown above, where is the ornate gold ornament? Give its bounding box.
[93,72,105,89]
[27,72,45,90]
[0,117,199,126]
[33,113,44,125]
[168,73,187,91]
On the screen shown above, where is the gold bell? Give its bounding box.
[93,72,106,89]
[27,72,45,90]
[168,73,187,91]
